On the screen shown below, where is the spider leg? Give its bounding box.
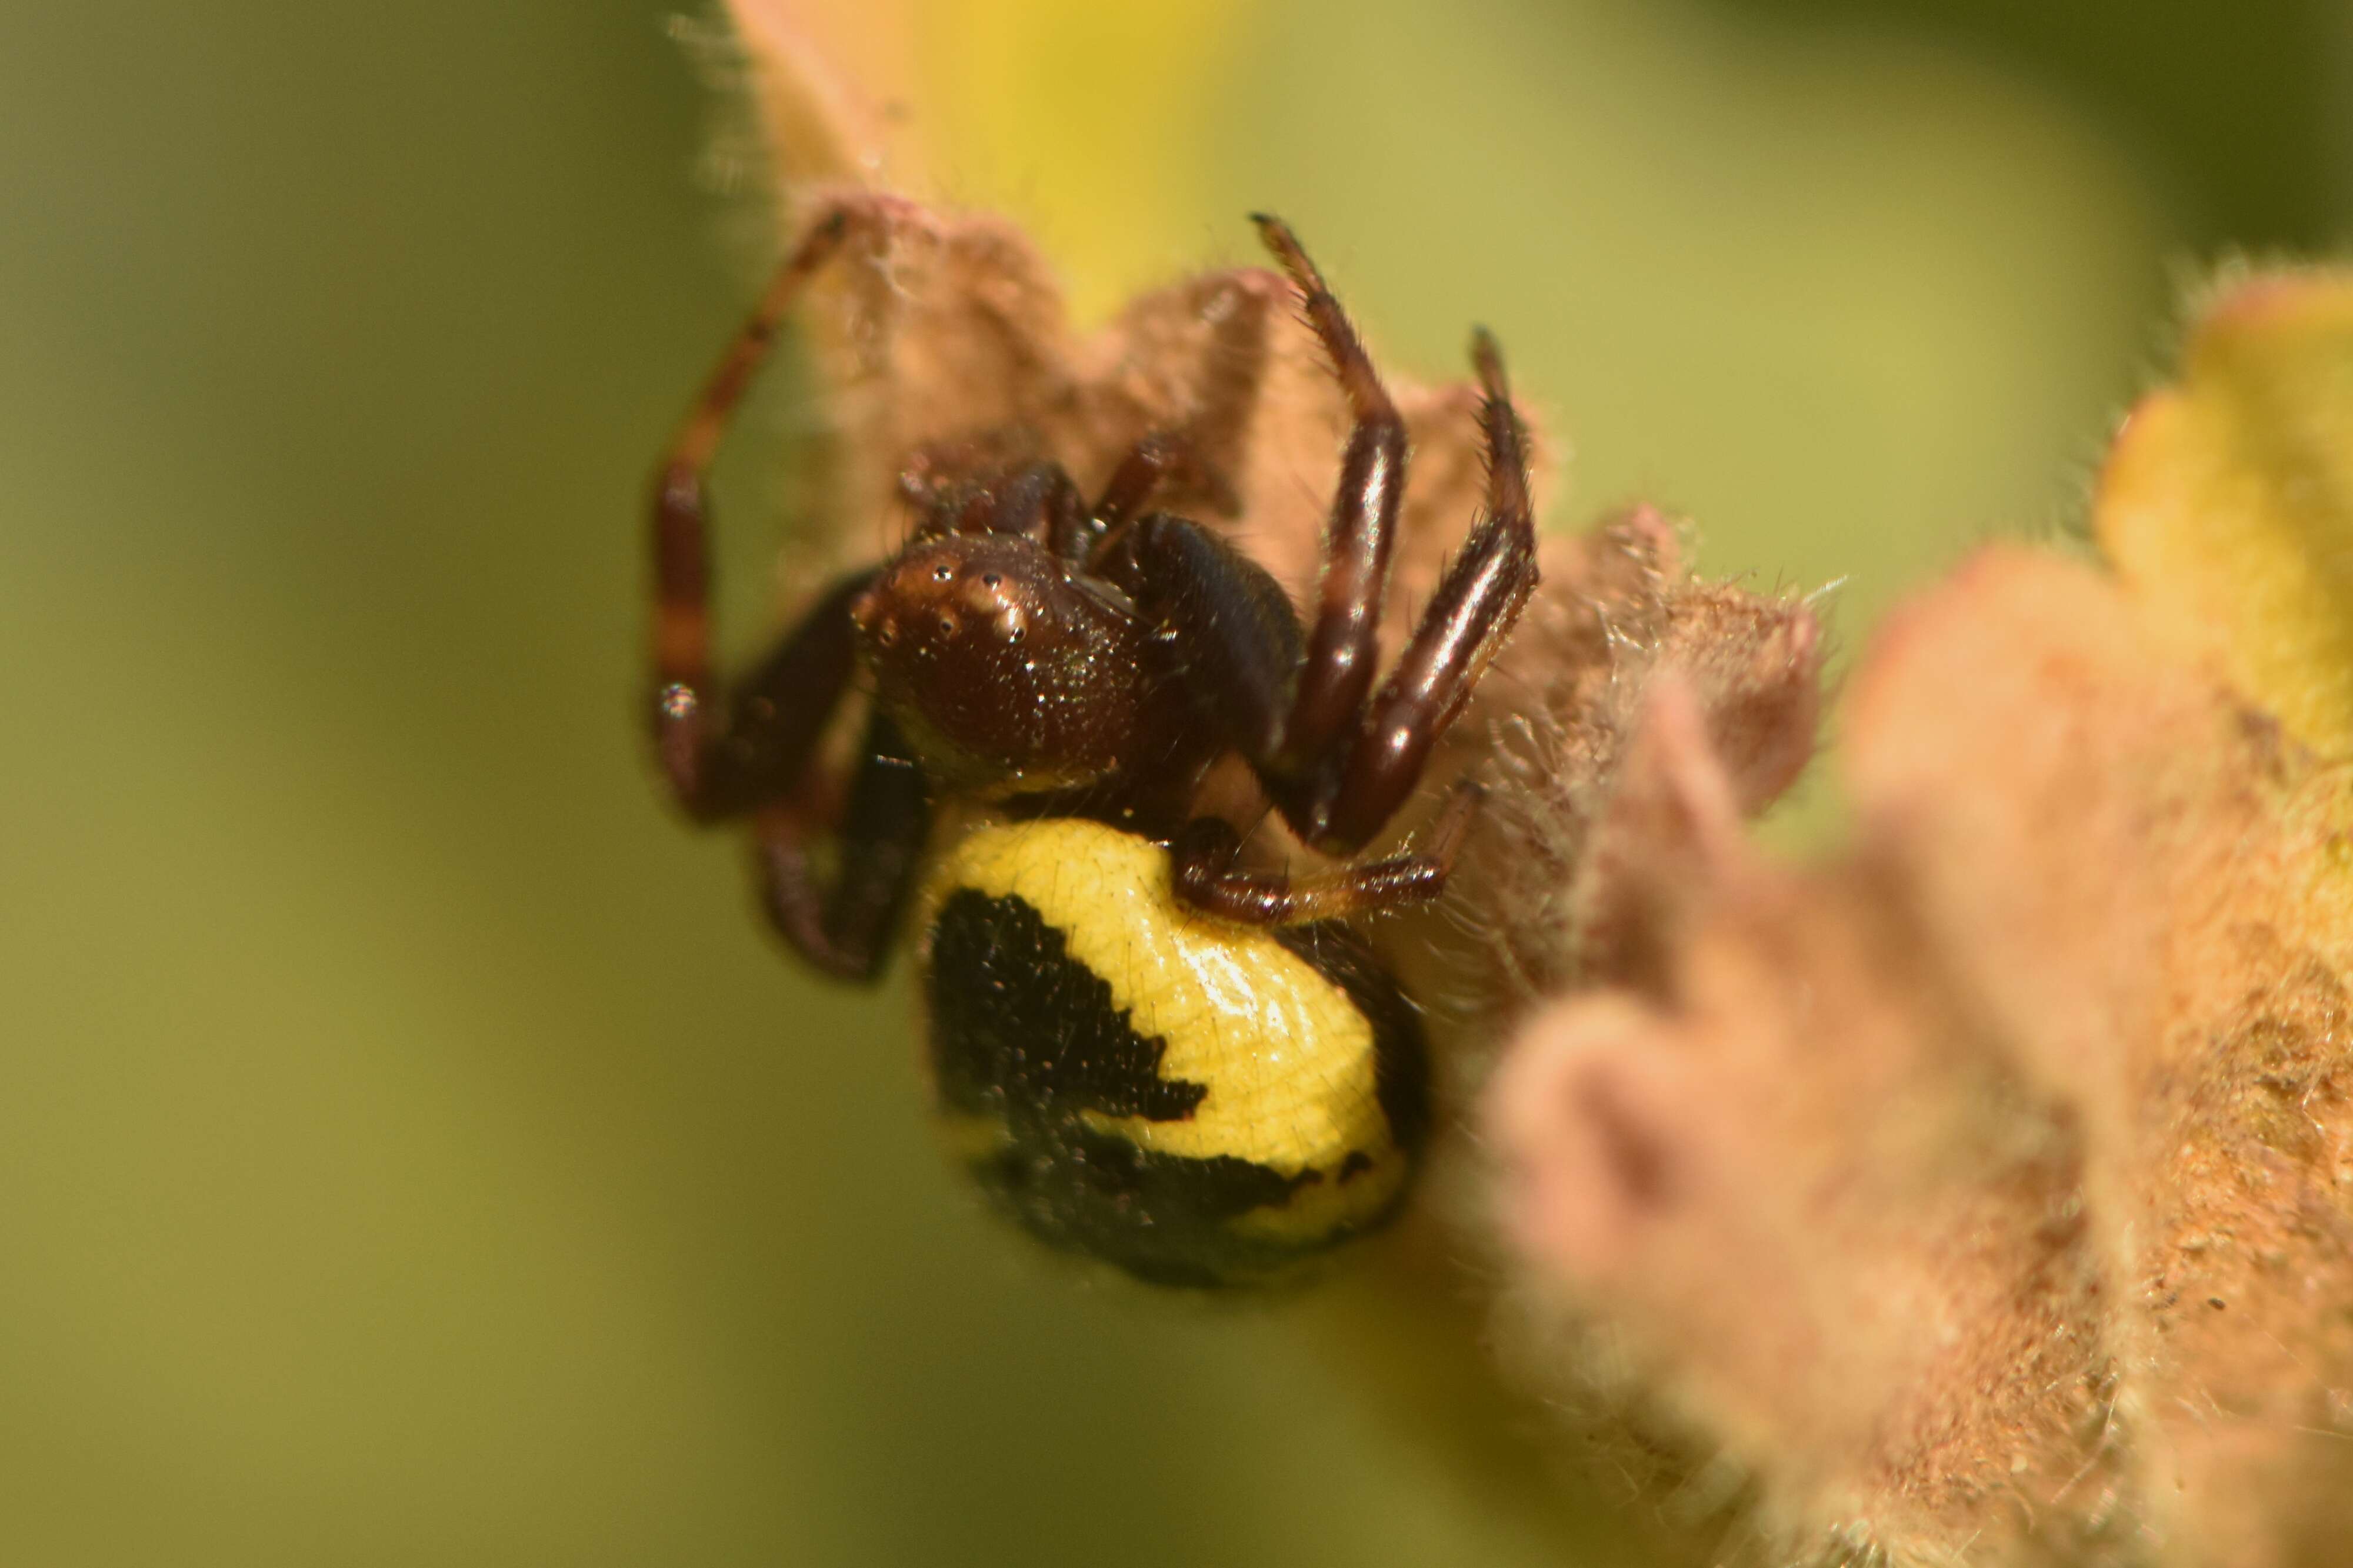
[652,568,871,821]
[754,712,932,980]
[1098,219,1414,852]
[1319,328,1537,850]
[1171,783,1479,925]
[646,202,934,978]
[1109,233,1532,922]
[1092,507,1478,926]
[1248,215,1408,812]
[946,461,1089,545]
[1078,431,1238,563]
[1122,319,1536,865]
[650,203,855,812]
[1067,437,1174,562]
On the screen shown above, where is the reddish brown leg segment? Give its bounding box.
[1074,435,1183,563]
[645,202,932,979]
[1248,215,1409,795]
[1321,327,1537,849]
[754,712,931,981]
[1172,784,1481,926]
[1079,431,1238,564]
[649,206,855,813]
[1127,221,1537,910]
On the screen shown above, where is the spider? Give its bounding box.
[647,207,1537,1287]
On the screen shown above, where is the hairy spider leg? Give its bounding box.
[754,709,931,979]
[1319,326,1537,849]
[1170,780,1483,925]
[1248,213,1410,801]
[1076,431,1237,564]
[928,461,1091,546]
[652,205,848,806]
[1102,221,1538,922]
[646,202,931,980]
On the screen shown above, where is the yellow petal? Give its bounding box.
[2096,272,2353,755]
[726,0,931,193]
[905,0,1249,318]
[734,0,1248,318]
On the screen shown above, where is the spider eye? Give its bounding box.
[982,573,1001,588]
[933,565,954,582]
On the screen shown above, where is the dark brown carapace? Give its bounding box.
[646,207,1537,978]
[849,527,1175,801]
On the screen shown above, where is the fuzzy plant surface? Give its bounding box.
[1488,279,2353,1567]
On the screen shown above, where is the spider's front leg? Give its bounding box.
[1101,218,1537,925]
[1247,213,1411,805]
[1317,325,1537,850]
[648,205,931,980]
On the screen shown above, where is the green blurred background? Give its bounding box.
[2,1,2346,1563]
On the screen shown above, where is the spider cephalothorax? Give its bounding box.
[848,521,1192,802]
[647,208,1536,1285]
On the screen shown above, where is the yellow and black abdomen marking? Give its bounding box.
[918,818,1431,1287]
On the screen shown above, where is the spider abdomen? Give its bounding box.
[918,818,1431,1287]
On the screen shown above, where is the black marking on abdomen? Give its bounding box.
[928,887,1205,1122]
[925,888,1348,1285]
[971,1129,1317,1289]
